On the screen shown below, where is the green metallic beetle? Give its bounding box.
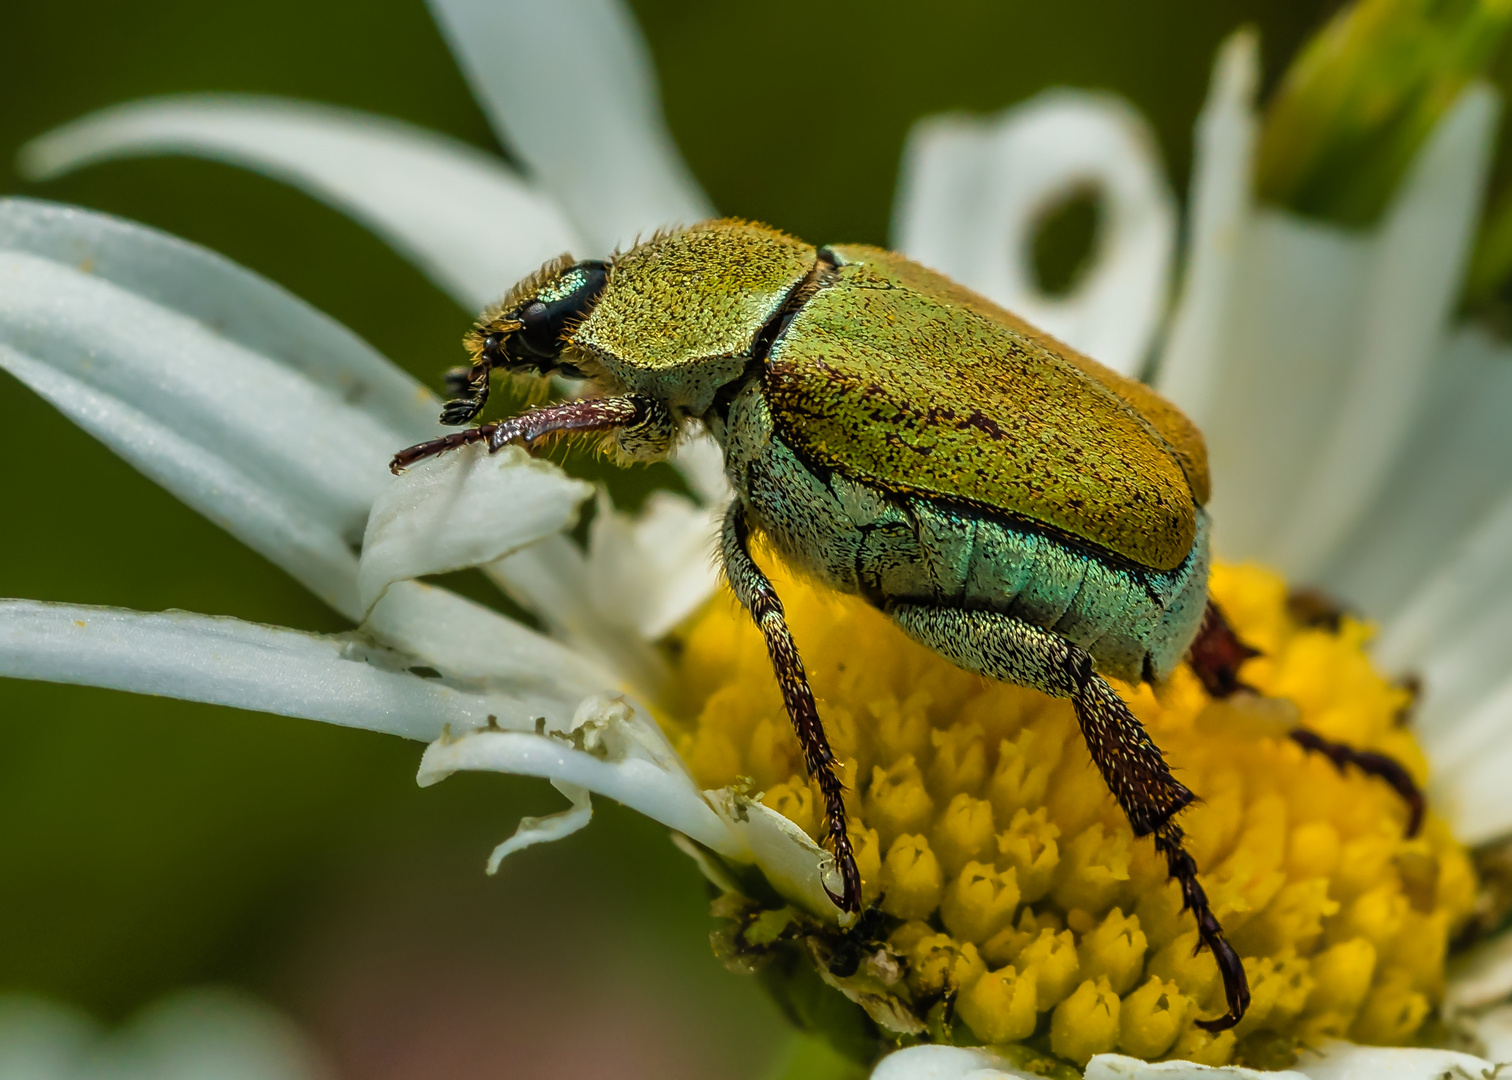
[392,218,1424,1033]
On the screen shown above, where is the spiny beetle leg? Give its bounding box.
[1187,601,1260,699]
[720,503,862,915]
[1069,662,1249,1029]
[1291,728,1425,836]
[389,395,648,474]
[1155,819,1250,1032]
[885,603,1250,1029]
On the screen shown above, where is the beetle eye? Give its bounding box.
[520,302,550,330]
[482,332,505,354]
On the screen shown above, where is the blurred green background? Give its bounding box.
[0,1,1348,1074]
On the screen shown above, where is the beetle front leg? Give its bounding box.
[720,502,863,915]
[389,395,656,473]
[888,603,1250,1032]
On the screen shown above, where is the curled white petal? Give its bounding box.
[1156,29,1260,427]
[0,599,556,742]
[486,780,592,873]
[19,96,582,311]
[893,89,1176,375]
[358,443,593,615]
[1293,1040,1495,1079]
[427,0,713,254]
[1088,1056,1300,1079]
[870,1044,1032,1080]
[416,722,739,858]
[1271,84,1501,579]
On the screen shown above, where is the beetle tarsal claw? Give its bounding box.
[1154,820,1250,1032]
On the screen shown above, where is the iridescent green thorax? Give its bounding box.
[763,245,1207,572]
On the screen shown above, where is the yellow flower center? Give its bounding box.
[674,558,1477,1068]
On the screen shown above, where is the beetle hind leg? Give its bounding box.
[888,602,1250,1031]
[1291,728,1425,836]
[720,503,862,914]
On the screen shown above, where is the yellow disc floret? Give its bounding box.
[676,559,1476,1067]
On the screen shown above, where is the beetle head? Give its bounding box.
[441,254,611,425]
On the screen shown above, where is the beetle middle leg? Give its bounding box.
[721,502,863,914]
[888,602,1250,1032]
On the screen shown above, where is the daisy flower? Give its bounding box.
[7,0,1512,1076]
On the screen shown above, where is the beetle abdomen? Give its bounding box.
[723,382,1211,684]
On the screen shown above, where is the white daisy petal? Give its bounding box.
[0,197,437,442]
[104,988,328,1080]
[670,429,734,506]
[357,442,593,615]
[1293,1040,1495,1079]
[0,996,96,1080]
[1464,1002,1512,1063]
[1270,85,1501,579]
[0,599,557,742]
[0,345,364,617]
[1195,86,1499,569]
[892,89,1176,375]
[1327,326,1512,631]
[1423,671,1512,843]
[584,490,721,641]
[1087,1056,1301,1079]
[427,0,714,254]
[0,199,444,620]
[1155,29,1261,427]
[702,788,843,922]
[18,96,583,311]
[486,535,672,703]
[0,990,328,1080]
[485,779,593,873]
[1446,928,1512,1015]
[364,579,616,701]
[869,1045,1033,1080]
